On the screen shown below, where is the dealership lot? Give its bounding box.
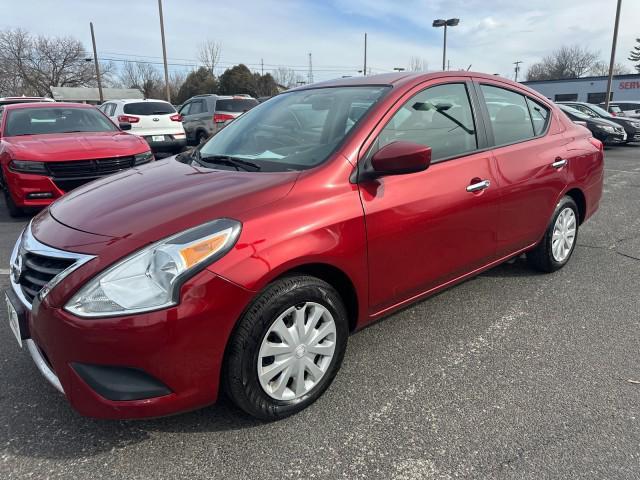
[1,147,639,479]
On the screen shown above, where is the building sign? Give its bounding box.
[619,81,640,90]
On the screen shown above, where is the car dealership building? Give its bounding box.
[522,73,640,103]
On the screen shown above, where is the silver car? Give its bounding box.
[178,95,259,144]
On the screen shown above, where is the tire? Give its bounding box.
[3,189,23,218]
[223,275,349,420]
[197,131,208,144]
[527,196,579,273]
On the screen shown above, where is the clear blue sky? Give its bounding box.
[2,0,639,81]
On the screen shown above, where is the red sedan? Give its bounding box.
[5,72,603,420]
[0,102,153,216]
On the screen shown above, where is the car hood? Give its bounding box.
[4,132,147,161]
[49,156,299,243]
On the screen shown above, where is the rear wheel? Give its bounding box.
[527,196,578,273]
[224,275,348,420]
[197,131,208,144]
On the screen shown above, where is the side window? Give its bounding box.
[190,100,204,115]
[378,83,477,162]
[106,103,116,116]
[179,103,191,116]
[481,84,535,146]
[526,97,550,136]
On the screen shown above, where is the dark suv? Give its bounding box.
[178,95,259,144]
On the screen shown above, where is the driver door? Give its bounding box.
[359,80,500,314]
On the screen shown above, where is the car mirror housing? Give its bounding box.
[369,141,432,177]
[119,122,132,131]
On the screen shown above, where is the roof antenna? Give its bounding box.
[466,64,472,71]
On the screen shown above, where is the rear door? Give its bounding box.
[475,80,569,255]
[359,79,501,314]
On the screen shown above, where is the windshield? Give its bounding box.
[586,104,613,118]
[123,101,176,115]
[5,107,117,136]
[198,86,390,172]
[559,105,590,120]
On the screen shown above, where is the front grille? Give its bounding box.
[47,156,135,179]
[18,252,76,304]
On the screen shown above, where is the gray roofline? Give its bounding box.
[522,73,640,85]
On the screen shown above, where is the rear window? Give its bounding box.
[123,102,175,115]
[215,99,258,113]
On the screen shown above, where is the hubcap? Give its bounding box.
[257,302,336,401]
[551,207,577,262]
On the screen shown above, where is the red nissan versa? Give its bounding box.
[0,103,153,217]
[5,72,603,420]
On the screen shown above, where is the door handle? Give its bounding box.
[552,158,567,169]
[466,179,491,192]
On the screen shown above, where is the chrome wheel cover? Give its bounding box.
[551,207,577,262]
[257,302,336,401]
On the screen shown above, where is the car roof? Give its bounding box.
[111,98,171,104]
[2,102,95,110]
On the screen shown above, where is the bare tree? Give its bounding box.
[167,70,186,103]
[409,57,428,72]
[119,61,164,99]
[198,40,222,74]
[590,60,630,76]
[0,28,113,97]
[526,45,599,81]
[271,67,303,89]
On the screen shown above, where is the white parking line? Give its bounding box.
[0,269,10,275]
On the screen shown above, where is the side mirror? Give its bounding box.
[119,122,132,131]
[369,141,432,177]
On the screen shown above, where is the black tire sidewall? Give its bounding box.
[544,197,579,270]
[225,276,348,419]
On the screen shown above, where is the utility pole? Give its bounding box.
[89,22,103,103]
[363,33,367,76]
[261,58,264,75]
[605,0,622,111]
[513,60,523,82]
[157,0,171,102]
[308,53,314,84]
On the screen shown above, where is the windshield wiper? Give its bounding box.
[199,154,261,171]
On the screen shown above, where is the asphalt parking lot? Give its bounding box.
[1,146,639,480]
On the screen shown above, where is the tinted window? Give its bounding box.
[378,83,477,161]
[587,92,611,104]
[5,107,117,136]
[199,86,389,171]
[215,99,259,112]
[123,101,175,115]
[189,100,205,115]
[555,94,578,102]
[526,97,550,135]
[481,85,535,145]
[179,103,191,116]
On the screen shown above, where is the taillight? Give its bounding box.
[213,113,235,123]
[610,112,616,116]
[170,113,183,122]
[117,115,140,123]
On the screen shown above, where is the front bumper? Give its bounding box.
[2,169,65,209]
[9,224,254,419]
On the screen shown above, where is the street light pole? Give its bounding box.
[433,18,459,71]
[157,0,171,103]
[604,0,622,112]
[514,60,523,82]
[89,22,103,104]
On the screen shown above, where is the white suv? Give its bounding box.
[99,99,187,153]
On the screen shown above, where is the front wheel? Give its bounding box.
[223,275,348,420]
[527,196,579,273]
[3,189,24,218]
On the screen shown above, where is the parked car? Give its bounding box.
[558,101,640,143]
[0,96,55,106]
[557,104,627,145]
[99,99,186,153]
[7,72,603,421]
[178,94,259,144]
[600,100,640,118]
[0,102,152,217]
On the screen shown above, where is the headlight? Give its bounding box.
[134,151,154,165]
[596,125,615,133]
[9,160,48,174]
[65,219,241,318]
[631,122,640,128]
